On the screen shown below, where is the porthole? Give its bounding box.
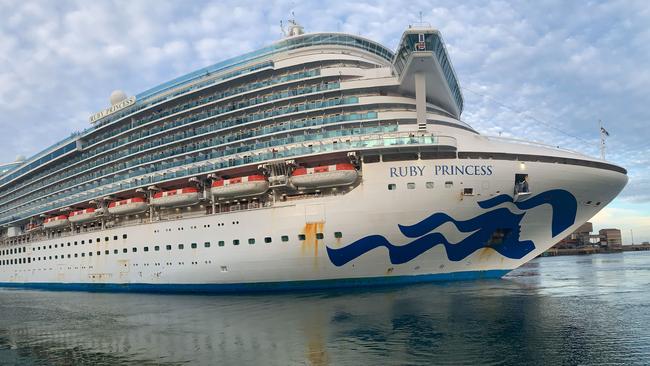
[155,246,160,251]
[298,234,306,241]
[191,243,197,249]
[334,232,343,238]
[178,244,184,250]
[144,247,149,252]
[218,241,224,247]
[316,233,324,240]
[233,239,240,246]
[123,248,128,253]
[388,184,396,191]
[166,245,172,250]
[205,242,211,248]
[248,238,255,245]
[264,237,272,243]
[281,235,289,242]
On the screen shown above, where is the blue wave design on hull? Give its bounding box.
[327,189,577,267]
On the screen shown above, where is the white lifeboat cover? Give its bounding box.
[43,215,69,228]
[68,208,99,223]
[108,197,148,215]
[290,163,358,188]
[151,187,200,207]
[211,175,269,198]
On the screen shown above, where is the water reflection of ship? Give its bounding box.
[3,278,637,365]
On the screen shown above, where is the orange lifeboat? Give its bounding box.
[211,175,269,199]
[290,163,358,188]
[108,197,148,215]
[43,215,69,229]
[151,187,200,207]
[68,208,99,223]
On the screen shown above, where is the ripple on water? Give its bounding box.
[0,252,649,365]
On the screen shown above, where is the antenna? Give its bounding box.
[599,119,609,160]
[419,11,423,24]
[280,20,286,37]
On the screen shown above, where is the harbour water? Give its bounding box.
[1,252,648,365]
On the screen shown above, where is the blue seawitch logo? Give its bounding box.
[326,189,577,267]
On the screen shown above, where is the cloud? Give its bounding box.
[590,205,650,243]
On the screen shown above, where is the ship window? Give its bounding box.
[265,237,272,243]
[74,253,78,258]
[388,184,396,190]
[114,249,118,254]
[218,241,224,247]
[248,238,255,245]
[123,234,127,239]
[316,233,324,240]
[426,182,434,189]
[55,244,57,248]
[88,252,92,257]
[463,188,474,196]
[334,232,343,238]
[166,245,172,250]
[97,251,100,256]
[55,255,58,259]
[81,253,85,257]
[382,152,418,162]
[281,235,289,242]
[363,155,380,164]
[123,248,128,253]
[67,254,70,258]
[74,241,78,245]
[144,247,149,252]
[113,236,117,241]
[97,238,101,242]
[88,239,92,244]
[82,240,85,244]
[178,244,184,250]
[105,250,109,255]
[298,234,306,241]
[407,183,415,189]
[155,246,160,251]
[445,181,453,188]
[67,242,71,246]
[233,239,240,246]
[205,242,211,248]
[191,243,197,249]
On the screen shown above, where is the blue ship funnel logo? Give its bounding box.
[326,189,577,266]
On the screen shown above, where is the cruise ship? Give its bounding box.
[0,21,627,292]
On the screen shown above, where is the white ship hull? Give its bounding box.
[0,159,626,292]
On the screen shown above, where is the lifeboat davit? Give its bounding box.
[43,215,69,229]
[108,197,148,215]
[151,187,200,207]
[290,163,358,188]
[26,223,40,232]
[211,175,269,199]
[68,208,100,223]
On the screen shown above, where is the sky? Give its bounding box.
[0,0,648,242]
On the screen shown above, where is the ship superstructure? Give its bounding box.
[0,23,627,292]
